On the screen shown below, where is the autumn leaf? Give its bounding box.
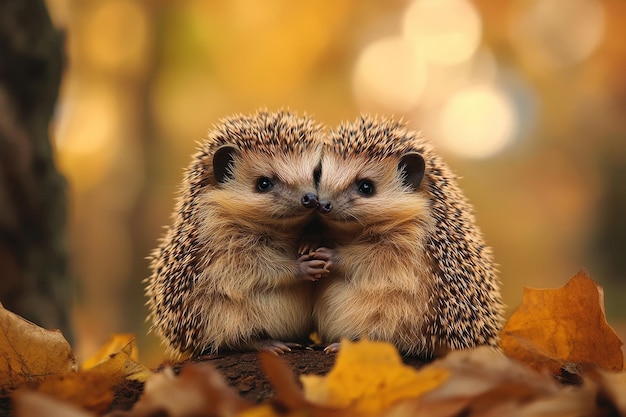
[35,334,151,413]
[300,339,448,415]
[397,347,598,417]
[82,334,152,382]
[13,390,95,417]
[0,303,76,389]
[35,371,115,414]
[500,269,624,375]
[124,363,250,417]
[82,334,138,369]
[243,351,346,417]
[258,351,306,410]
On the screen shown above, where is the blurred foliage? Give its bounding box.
[42,0,626,365]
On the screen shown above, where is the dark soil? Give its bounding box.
[108,379,146,414]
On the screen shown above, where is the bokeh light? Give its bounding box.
[437,84,517,159]
[403,0,481,66]
[54,82,120,192]
[352,0,516,160]
[415,47,499,108]
[80,0,151,74]
[352,36,426,114]
[511,0,605,70]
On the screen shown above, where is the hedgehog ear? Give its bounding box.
[213,145,238,183]
[398,152,425,190]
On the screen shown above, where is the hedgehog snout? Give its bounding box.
[301,192,319,209]
[317,199,333,214]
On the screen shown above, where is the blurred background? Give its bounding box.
[42,0,626,365]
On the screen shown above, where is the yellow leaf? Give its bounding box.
[0,303,76,388]
[500,269,624,374]
[87,335,152,382]
[81,333,137,370]
[301,339,448,415]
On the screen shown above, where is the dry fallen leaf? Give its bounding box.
[118,363,250,417]
[84,335,152,382]
[35,334,152,413]
[82,334,139,370]
[246,351,347,417]
[391,347,598,417]
[500,269,624,375]
[301,339,448,415]
[0,303,76,389]
[35,371,115,414]
[258,351,307,410]
[13,390,95,417]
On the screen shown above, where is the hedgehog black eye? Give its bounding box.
[357,179,375,196]
[256,177,274,192]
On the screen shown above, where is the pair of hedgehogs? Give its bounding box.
[146,110,503,359]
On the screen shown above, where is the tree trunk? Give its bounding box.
[0,0,72,341]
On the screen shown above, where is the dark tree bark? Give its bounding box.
[0,0,72,340]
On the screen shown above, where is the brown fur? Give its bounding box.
[312,115,503,356]
[146,110,324,358]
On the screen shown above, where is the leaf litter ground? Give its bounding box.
[1,269,625,417]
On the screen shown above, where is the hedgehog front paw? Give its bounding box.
[308,247,336,271]
[297,255,330,281]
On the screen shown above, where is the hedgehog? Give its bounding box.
[146,110,331,358]
[307,115,504,357]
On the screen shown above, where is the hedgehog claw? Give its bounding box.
[324,342,341,354]
[298,242,315,256]
[298,235,321,256]
[254,340,301,354]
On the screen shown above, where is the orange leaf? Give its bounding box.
[255,352,347,417]
[500,269,624,374]
[36,371,115,414]
[259,351,306,410]
[35,334,151,413]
